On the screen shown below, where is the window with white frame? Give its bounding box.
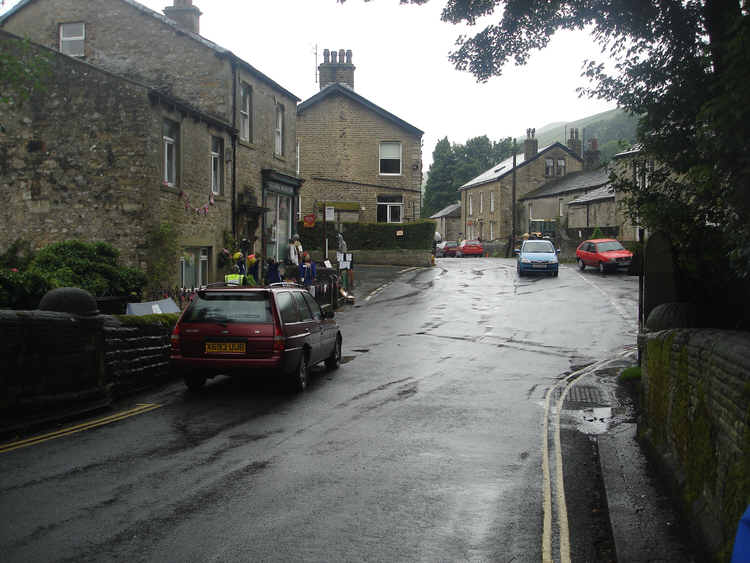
[557,158,566,176]
[480,192,484,213]
[240,83,252,142]
[545,158,554,176]
[377,195,403,223]
[59,22,85,57]
[180,247,210,289]
[559,198,564,217]
[490,222,494,240]
[163,119,179,186]
[379,142,401,175]
[274,104,284,155]
[210,136,223,195]
[490,191,495,213]
[468,194,473,216]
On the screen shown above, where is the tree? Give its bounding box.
[422,135,514,217]
[345,0,749,293]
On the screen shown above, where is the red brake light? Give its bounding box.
[170,326,180,352]
[273,322,284,353]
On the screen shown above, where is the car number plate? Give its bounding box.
[532,264,546,269]
[205,342,245,354]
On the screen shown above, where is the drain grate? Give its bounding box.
[563,385,605,409]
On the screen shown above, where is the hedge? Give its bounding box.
[298,220,435,251]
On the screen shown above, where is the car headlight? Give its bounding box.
[608,257,617,262]
[521,258,531,263]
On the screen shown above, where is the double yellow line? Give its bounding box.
[0,403,162,454]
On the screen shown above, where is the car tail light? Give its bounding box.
[272,322,284,353]
[170,326,180,352]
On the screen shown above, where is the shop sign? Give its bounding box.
[303,213,316,228]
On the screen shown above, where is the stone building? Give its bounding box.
[429,202,462,242]
[1,0,301,287]
[567,185,618,233]
[458,129,583,243]
[296,49,423,226]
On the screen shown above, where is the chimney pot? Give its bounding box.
[331,50,338,63]
[318,46,355,91]
[346,49,352,64]
[339,49,345,63]
[323,49,330,63]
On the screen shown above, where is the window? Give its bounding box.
[468,194,473,216]
[490,222,494,240]
[379,142,401,175]
[240,83,252,142]
[480,192,484,213]
[276,292,300,324]
[210,136,223,195]
[274,104,284,155]
[490,191,495,213]
[557,158,566,176]
[180,247,210,289]
[302,292,322,321]
[59,22,85,57]
[377,195,403,223]
[163,119,180,186]
[545,158,554,176]
[292,292,313,321]
[559,198,564,217]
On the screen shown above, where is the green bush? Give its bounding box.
[28,240,146,299]
[618,366,642,383]
[299,220,435,251]
[0,268,52,309]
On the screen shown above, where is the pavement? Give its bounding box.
[1,263,699,560]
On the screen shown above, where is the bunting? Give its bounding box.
[175,187,216,216]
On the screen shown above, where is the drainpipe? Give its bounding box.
[231,59,238,239]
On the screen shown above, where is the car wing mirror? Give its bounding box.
[513,249,520,254]
[556,248,561,254]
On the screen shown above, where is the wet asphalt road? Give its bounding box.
[0,258,638,562]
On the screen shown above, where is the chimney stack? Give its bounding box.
[583,138,601,170]
[318,48,355,90]
[523,128,538,161]
[567,127,582,157]
[164,0,201,34]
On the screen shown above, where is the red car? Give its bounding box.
[170,283,341,392]
[576,238,633,273]
[436,241,458,257]
[456,239,484,257]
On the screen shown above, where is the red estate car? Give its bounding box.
[576,238,633,273]
[170,283,342,392]
[456,239,484,257]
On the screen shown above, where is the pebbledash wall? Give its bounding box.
[0,31,231,277]
[640,328,750,561]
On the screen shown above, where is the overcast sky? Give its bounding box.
[1,0,617,170]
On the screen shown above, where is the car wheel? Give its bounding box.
[184,373,206,392]
[599,262,606,273]
[289,353,309,392]
[456,251,462,258]
[553,270,559,277]
[578,258,585,271]
[325,336,342,371]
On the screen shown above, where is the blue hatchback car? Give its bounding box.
[516,239,559,277]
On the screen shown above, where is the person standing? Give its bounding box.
[299,252,316,288]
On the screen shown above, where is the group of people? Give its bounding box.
[263,234,316,287]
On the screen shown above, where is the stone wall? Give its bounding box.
[309,249,433,267]
[567,199,617,229]
[0,309,174,418]
[640,329,750,560]
[296,93,422,223]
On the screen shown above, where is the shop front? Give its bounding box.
[261,170,303,265]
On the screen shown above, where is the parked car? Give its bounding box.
[516,239,559,277]
[576,238,633,273]
[456,239,484,257]
[436,240,458,257]
[170,283,342,392]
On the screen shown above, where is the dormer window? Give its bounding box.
[59,22,85,57]
[557,158,566,176]
[545,158,554,177]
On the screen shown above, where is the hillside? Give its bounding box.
[527,108,639,163]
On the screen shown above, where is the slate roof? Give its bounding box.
[520,167,610,201]
[297,83,423,137]
[459,142,582,191]
[567,184,615,205]
[0,0,299,101]
[429,202,461,219]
